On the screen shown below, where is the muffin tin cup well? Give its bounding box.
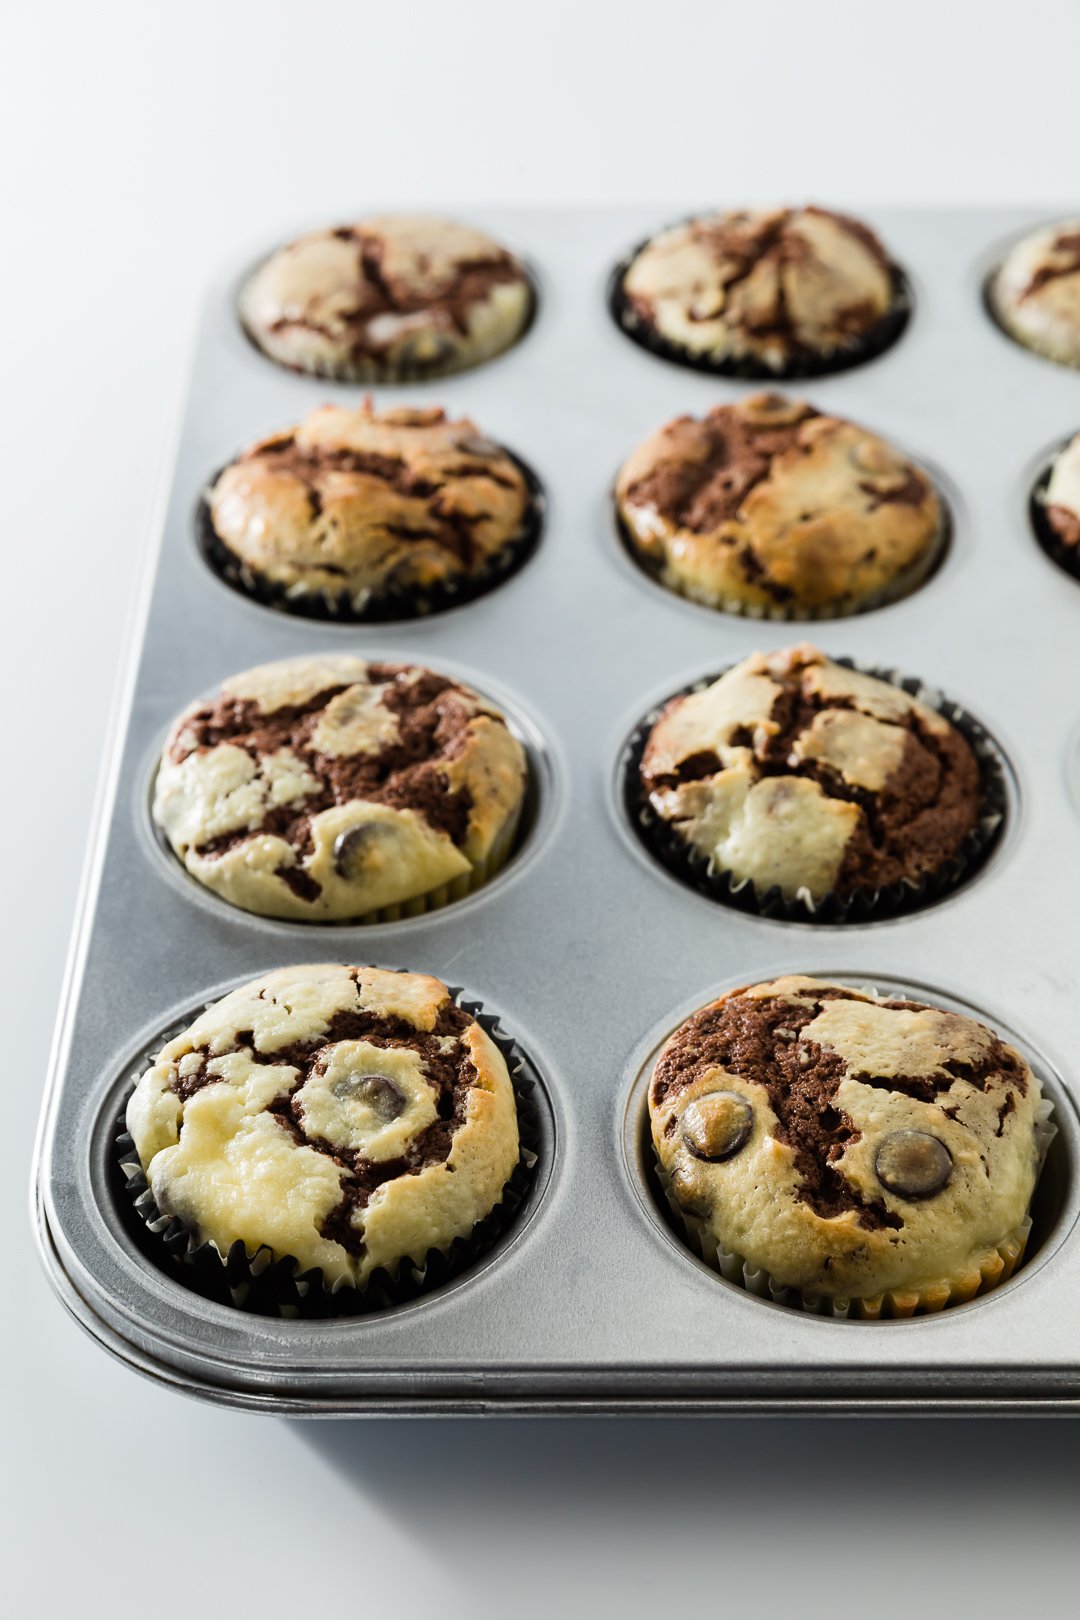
[196,450,546,624]
[140,659,559,931]
[620,658,1011,926]
[111,987,545,1321]
[623,975,1071,1324]
[607,231,913,380]
[1029,441,1080,586]
[981,225,1080,374]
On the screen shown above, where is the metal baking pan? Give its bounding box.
[31,208,1080,1414]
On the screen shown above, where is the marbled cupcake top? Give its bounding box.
[126,963,521,1288]
[1043,431,1080,549]
[992,221,1080,368]
[154,655,527,922]
[239,214,533,380]
[207,402,536,614]
[615,393,943,613]
[619,206,899,372]
[640,645,982,904]
[650,975,1043,1303]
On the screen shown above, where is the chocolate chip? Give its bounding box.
[680,1091,754,1162]
[330,1072,406,1121]
[874,1130,952,1200]
[333,824,382,878]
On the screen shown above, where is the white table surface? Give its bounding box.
[6,2,1080,1612]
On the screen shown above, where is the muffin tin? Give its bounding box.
[32,209,1080,1413]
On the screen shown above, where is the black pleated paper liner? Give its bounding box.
[110,994,545,1319]
[195,450,545,623]
[620,659,1009,925]
[1029,442,1080,585]
[607,229,912,380]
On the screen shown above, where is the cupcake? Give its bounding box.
[201,402,542,620]
[239,214,534,381]
[634,644,998,920]
[613,206,908,377]
[124,963,522,1298]
[153,655,528,923]
[649,975,1050,1316]
[1033,430,1080,566]
[615,393,945,617]
[990,221,1080,368]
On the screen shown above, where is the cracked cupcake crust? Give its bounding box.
[649,976,1043,1302]
[153,655,528,922]
[615,394,944,615]
[640,645,982,905]
[239,215,533,381]
[991,221,1080,368]
[1042,432,1080,551]
[126,964,521,1289]
[617,206,902,375]
[205,402,538,616]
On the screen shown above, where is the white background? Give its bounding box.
[5,2,1080,1613]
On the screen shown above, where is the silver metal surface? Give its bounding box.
[31,209,1080,1413]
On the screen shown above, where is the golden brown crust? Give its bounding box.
[649,975,1044,1303]
[208,401,534,612]
[616,394,943,614]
